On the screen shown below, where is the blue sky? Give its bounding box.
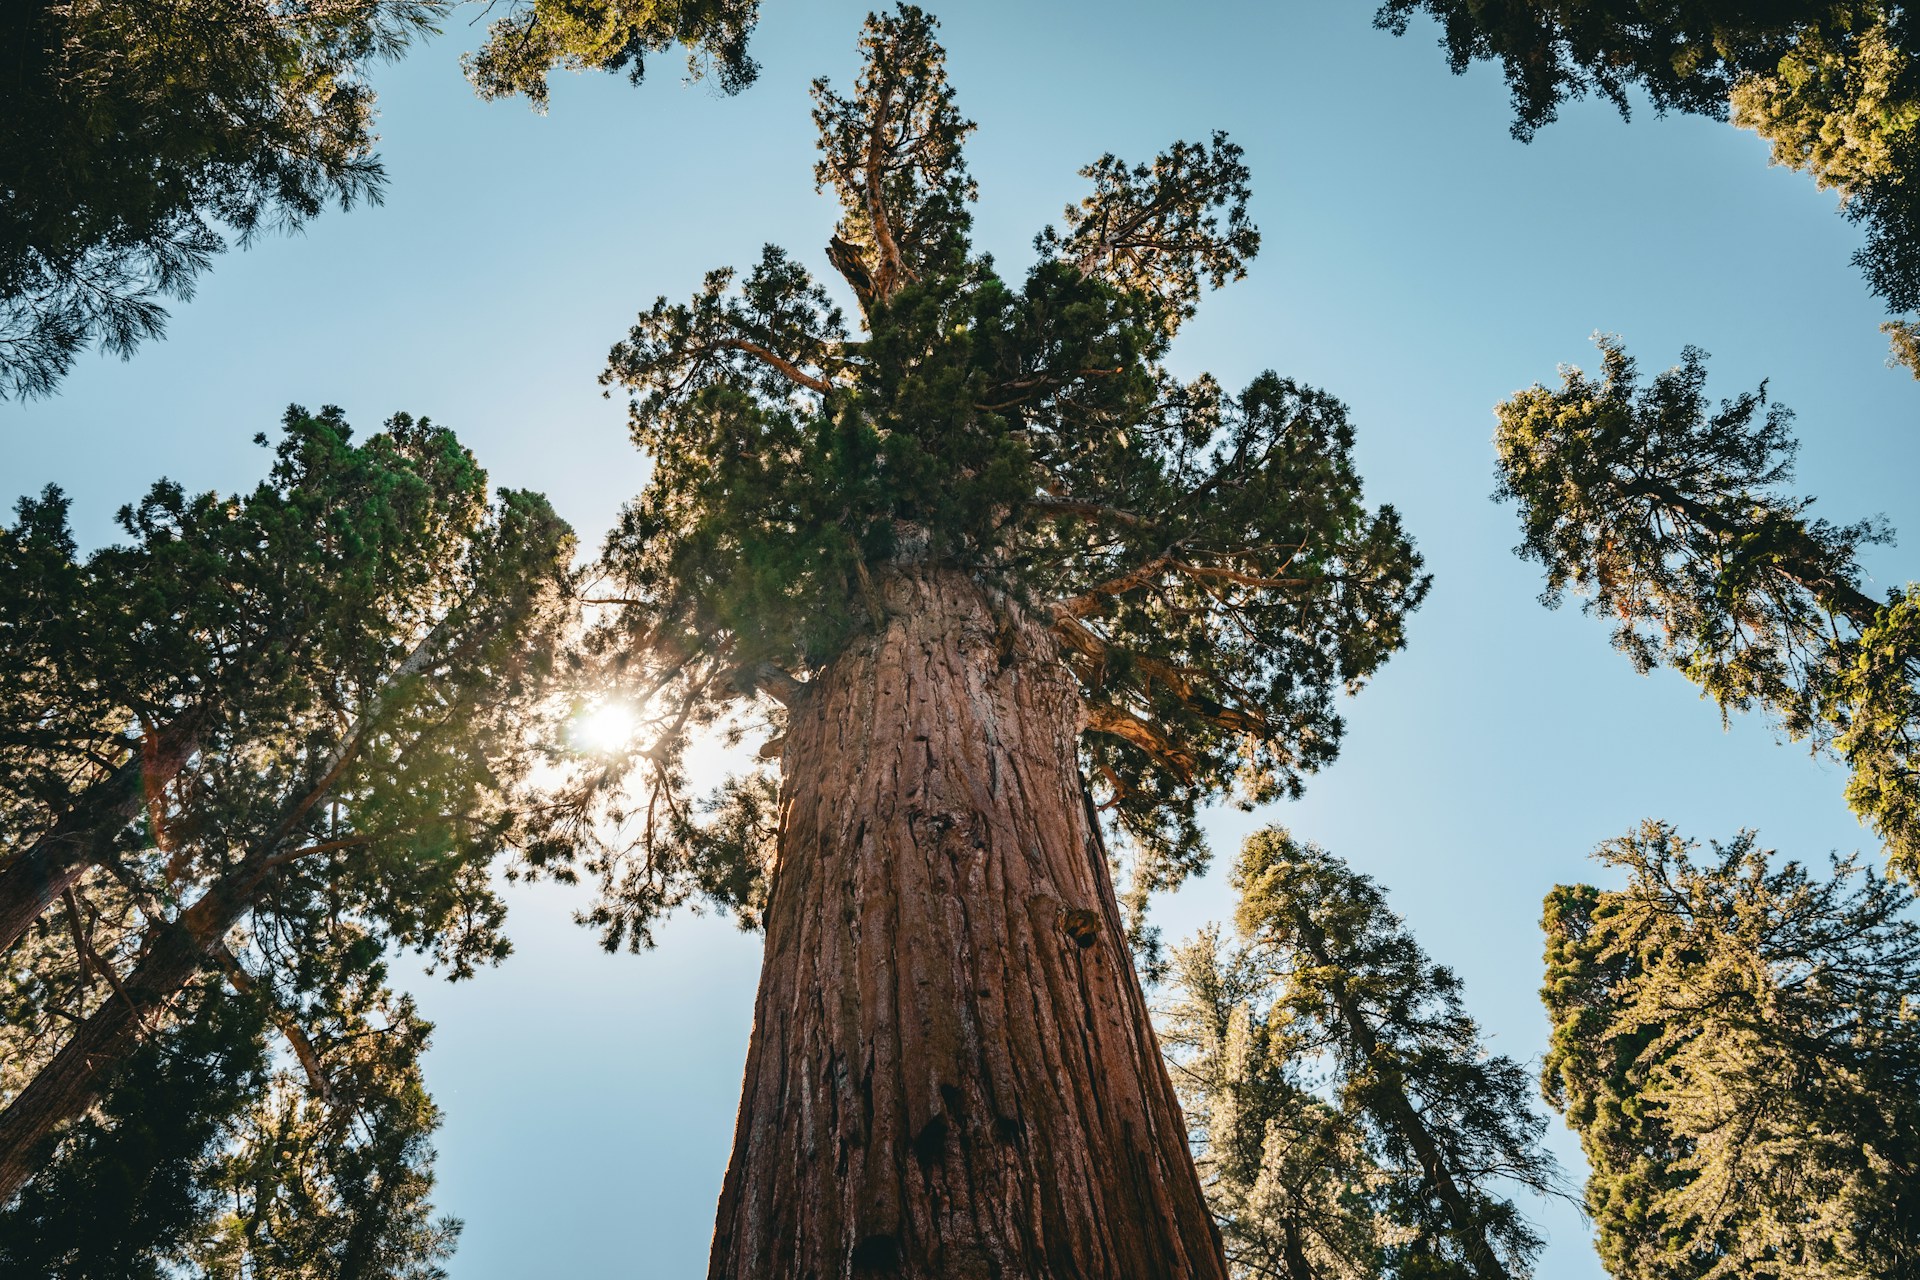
[8,1,1918,1274]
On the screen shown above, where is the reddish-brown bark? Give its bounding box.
[0,719,198,956]
[0,865,252,1200]
[708,568,1227,1279]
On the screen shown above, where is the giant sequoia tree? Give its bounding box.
[1374,0,1920,372]
[562,8,1428,1274]
[1542,822,1920,1279]
[1494,337,1920,878]
[0,409,577,1275]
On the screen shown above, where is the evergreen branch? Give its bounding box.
[1085,705,1196,783]
[1054,555,1177,617]
[710,336,834,394]
[209,942,333,1105]
[976,366,1122,412]
[1029,497,1152,529]
[738,661,806,706]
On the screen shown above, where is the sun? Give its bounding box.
[573,702,639,755]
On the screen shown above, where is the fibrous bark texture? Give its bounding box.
[708,569,1227,1280]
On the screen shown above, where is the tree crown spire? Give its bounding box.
[577,5,1428,951]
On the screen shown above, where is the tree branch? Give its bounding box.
[864,79,905,297]
[713,337,834,394]
[739,661,807,707]
[976,366,1122,412]
[1054,555,1176,618]
[1085,705,1196,783]
[210,944,332,1105]
[1029,497,1153,530]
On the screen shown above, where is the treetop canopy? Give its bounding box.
[570,4,1429,951]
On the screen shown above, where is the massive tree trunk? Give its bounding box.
[708,568,1227,1279]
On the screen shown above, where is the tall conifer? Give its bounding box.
[1163,831,1561,1280]
[1494,337,1920,878]
[1542,822,1920,1278]
[569,10,1429,1271]
[0,407,578,1277]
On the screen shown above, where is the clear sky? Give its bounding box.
[8,2,1919,1275]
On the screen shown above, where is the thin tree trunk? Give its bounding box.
[0,757,144,955]
[1296,920,1507,1280]
[0,771,131,951]
[0,869,249,1200]
[708,568,1227,1279]
[0,720,198,954]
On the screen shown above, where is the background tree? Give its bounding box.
[0,944,460,1280]
[1493,337,1920,877]
[1371,0,1920,373]
[556,6,1428,1274]
[0,0,766,400]
[1163,924,1389,1280]
[463,0,762,109]
[1163,829,1561,1280]
[1541,821,1920,1278]
[0,407,577,1276]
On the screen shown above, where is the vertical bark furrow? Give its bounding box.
[707,569,1226,1279]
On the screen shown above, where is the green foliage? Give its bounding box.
[0,485,113,857]
[576,5,1429,949]
[1163,829,1561,1280]
[194,981,461,1280]
[0,1,445,399]
[0,955,462,1279]
[1375,0,1920,362]
[0,979,269,1278]
[1164,927,1388,1280]
[1495,337,1920,878]
[1034,130,1261,334]
[1541,822,1920,1279]
[463,0,761,109]
[1885,317,1920,376]
[1373,0,1863,138]
[2,0,768,398]
[1,407,578,1273]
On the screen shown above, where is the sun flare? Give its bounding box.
[574,702,639,755]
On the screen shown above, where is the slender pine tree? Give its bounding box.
[1164,830,1561,1280]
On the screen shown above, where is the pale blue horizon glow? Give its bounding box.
[7,2,1918,1275]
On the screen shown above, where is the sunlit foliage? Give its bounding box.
[1162,829,1561,1279]
[1542,822,1920,1279]
[1495,337,1920,878]
[464,0,761,108]
[0,409,578,1273]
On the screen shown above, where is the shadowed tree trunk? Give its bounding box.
[1294,916,1508,1280]
[0,865,249,1199]
[0,721,197,955]
[708,568,1228,1279]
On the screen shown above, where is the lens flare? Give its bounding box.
[575,702,638,754]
